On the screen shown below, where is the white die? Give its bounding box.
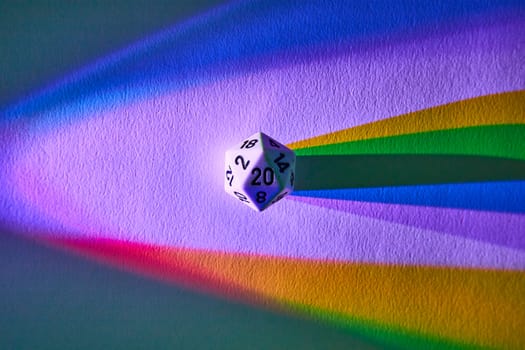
[224,132,296,211]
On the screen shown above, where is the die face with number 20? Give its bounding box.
[225,132,296,211]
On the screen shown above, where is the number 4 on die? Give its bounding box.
[224,132,296,211]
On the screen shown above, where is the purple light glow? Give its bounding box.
[3,19,525,269]
[290,196,525,251]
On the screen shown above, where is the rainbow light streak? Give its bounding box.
[2,0,523,122]
[1,0,524,348]
[290,196,525,251]
[45,237,525,349]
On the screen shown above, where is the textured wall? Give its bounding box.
[1,0,524,348]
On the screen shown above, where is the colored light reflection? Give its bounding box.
[1,0,524,348]
[44,236,525,349]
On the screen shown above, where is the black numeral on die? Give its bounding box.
[226,166,233,186]
[274,153,290,173]
[256,191,267,203]
[235,155,250,170]
[251,167,274,186]
[269,139,280,148]
[241,139,258,149]
[234,191,249,203]
[271,191,288,204]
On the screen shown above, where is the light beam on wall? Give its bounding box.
[1,1,524,348]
